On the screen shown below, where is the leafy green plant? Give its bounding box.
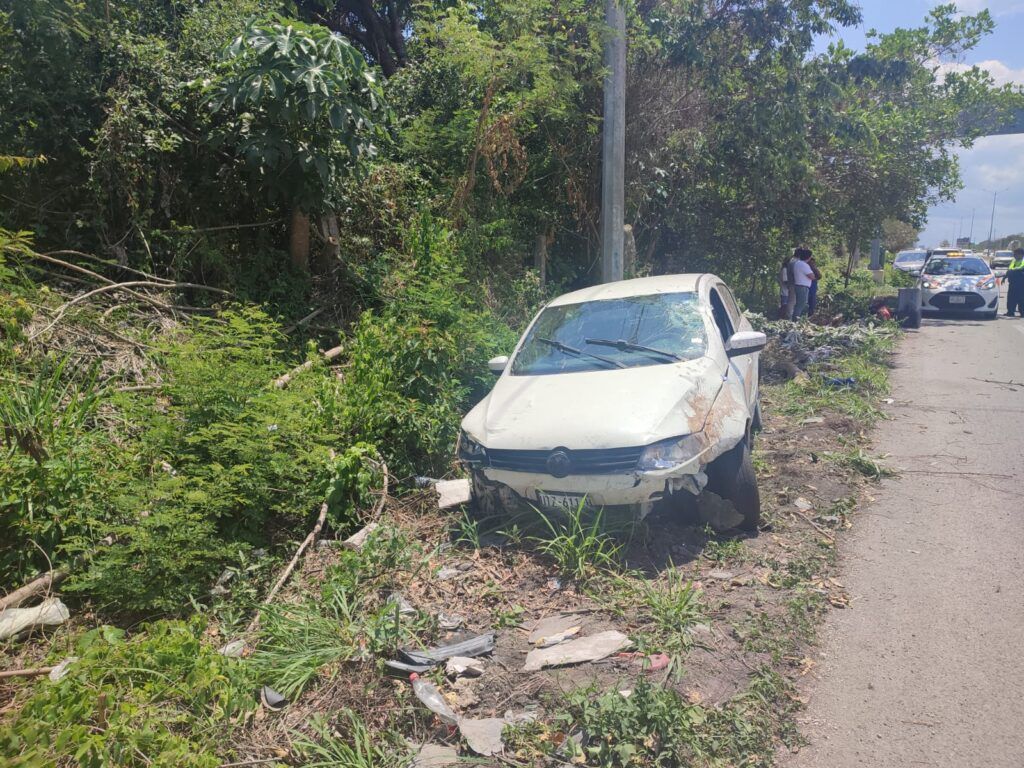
[825,446,894,480]
[0,620,255,768]
[530,503,623,582]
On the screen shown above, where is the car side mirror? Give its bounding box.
[488,355,509,374]
[725,331,766,358]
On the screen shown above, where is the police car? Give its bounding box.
[918,251,999,319]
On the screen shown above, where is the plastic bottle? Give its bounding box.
[409,673,459,726]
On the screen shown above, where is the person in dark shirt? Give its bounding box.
[1005,248,1024,318]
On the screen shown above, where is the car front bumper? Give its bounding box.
[471,452,711,512]
[920,287,999,313]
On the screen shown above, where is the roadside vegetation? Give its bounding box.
[0,0,1014,765]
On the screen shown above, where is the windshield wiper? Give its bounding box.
[585,337,683,362]
[536,337,626,369]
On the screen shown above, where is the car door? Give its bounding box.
[710,283,757,414]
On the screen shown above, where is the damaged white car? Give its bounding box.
[457,274,765,531]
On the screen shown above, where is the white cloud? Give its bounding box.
[937,59,1024,86]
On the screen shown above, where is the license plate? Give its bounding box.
[536,491,586,512]
[949,295,967,304]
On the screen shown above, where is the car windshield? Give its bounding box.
[895,252,924,264]
[512,292,707,375]
[923,257,990,276]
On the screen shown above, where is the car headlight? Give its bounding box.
[978,277,996,290]
[457,431,486,465]
[921,279,941,290]
[638,435,704,471]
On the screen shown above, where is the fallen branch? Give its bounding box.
[272,345,343,389]
[282,307,326,335]
[790,509,835,542]
[0,570,68,611]
[0,666,56,680]
[30,280,232,340]
[246,502,329,634]
[42,250,177,285]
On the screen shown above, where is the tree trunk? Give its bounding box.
[290,208,311,270]
[533,232,548,286]
[320,213,341,263]
[623,224,637,278]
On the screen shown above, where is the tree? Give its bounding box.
[295,0,411,77]
[205,15,388,268]
[882,218,919,253]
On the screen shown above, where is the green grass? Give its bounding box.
[292,712,410,768]
[825,445,894,480]
[529,502,624,582]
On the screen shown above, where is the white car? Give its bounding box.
[918,254,999,319]
[991,250,1014,277]
[893,250,927,276]
[458,274,765,531]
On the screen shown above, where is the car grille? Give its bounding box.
[486,446,644,475]
[929,291,985,310]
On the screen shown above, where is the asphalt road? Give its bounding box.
[785,289,1024,768]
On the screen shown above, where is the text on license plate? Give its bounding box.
[949,295,967,304]
[536,491,586,512]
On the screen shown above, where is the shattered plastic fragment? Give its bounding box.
[398,633,496,668]
[260,685,287,710]
[446,656,484,678]
[459,717,505,756]
[523,630,631,671]
[48,656,78,682]
[436,479,471,510]
[0,598,70,641]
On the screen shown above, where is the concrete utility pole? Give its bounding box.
[600,0,626,284]
[987,190,999,246]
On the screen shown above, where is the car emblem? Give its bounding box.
[546,450,572,478]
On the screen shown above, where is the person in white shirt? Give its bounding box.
[790,247,815,319]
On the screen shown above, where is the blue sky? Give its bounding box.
[816,1,1024,246]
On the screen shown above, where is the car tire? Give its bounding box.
[706,438,760,532]
[984,311,998,321]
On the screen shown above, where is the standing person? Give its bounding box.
[1006,248,1024,317]
[791,248,815,319]
[783,248,799,320]
[779,253,793,319]
[807,254,823,317]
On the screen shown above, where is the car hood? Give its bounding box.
[461,356,724,450]
[922,274,992,290]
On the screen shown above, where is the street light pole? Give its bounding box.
[600,0,626,284]
[987,190,999,246]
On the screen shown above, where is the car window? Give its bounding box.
[895,252,924,263]
[922,257,990,276]
[717,284,742,327]
[511,292,708,376]
[708,288,734,341]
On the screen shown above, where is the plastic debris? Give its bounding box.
[436,479,471,510]
[410,673,459,726]
[529,614,583,645]
[437,612,464,631]
[386,593,417,617]
[824,376,857,388]
[536,628,582,648]
[436,567,461,581]
[793,497,814,512]
[459,717,505,756]
[411,743,460,768]
[399,633,495,668]
[343,522,380,551]
[260,685,287,711]
[523,630,631,671]
[706,569,735,581]
[48,656,78,682]
[218,639,246,658]
[0,598,70,641]
[644,653,671,672]
[446,656,484,678]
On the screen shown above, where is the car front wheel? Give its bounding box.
[706,438,761,532]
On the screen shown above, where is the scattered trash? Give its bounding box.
[824,376,857,389]
[451,677,480,707]
[546,576,562,592]
[210,568,234,597]
[706,569,735,581]
[415,476,442,489]
[260,685,287,711]
[459,717,505,756]
[801,416,825,425]
[386,593,417,617]
[437,612,464,631]
[411,743,460,768]
[535,627,582,648]
[342,522,380,551]
[793,497,814,512]
[410,673,459,726]
[396,633,496,670]
[436,567,462,581]
[644,653,671,672]
[618,689,632,698]
[218,639,246,658]
[47,656,78,682]
[523,630,631,671]
[529,614,584,645]
[0,598,70,641]
[446,656,484,678]
[436,479,471,510]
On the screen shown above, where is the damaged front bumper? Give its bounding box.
[473,456,710,517]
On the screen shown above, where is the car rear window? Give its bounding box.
[895,252,924,263]
[512,292,708,375]
[923,257,990,276]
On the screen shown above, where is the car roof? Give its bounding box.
[546,274,709,307]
